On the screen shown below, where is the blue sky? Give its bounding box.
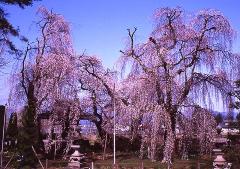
[0,0,240,110]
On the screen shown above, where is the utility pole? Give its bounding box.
[113,84,116,166]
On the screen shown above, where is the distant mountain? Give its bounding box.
[212,111,239,119]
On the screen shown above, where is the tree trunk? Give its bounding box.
[162,109,176,166]
[163,128,174,166]
[20,81,39,168]
[139,139,145,159]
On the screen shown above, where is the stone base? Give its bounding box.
[68,162,81,168]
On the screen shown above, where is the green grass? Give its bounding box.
[93,157,212,169]
[3,151,213,168]
[41,153,213,169]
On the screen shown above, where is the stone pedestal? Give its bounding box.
[68,145,84,168]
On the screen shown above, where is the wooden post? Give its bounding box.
[45,159,48,169]
[32,146,44,169]
[113,84,116,165]
[197,159,200,169]
[54,140,56,160]
[91,161,94,169]
[3,154,14,169]
[0,105,6,169]
[103,133,108,160]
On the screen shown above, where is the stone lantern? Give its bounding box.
[213,155,232,169]
[68,145,84,168]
